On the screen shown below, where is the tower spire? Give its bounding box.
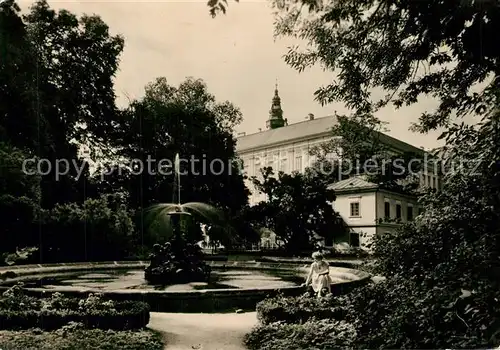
[266,80,285,130]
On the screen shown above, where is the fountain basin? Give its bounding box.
[0,261,370,312]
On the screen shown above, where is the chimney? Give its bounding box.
[307,113,314,120]
[258,128,262,132]
[237,132,246,137]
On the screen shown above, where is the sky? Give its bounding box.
[20,0,446,150]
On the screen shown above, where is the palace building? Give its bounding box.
[235,84,440,248]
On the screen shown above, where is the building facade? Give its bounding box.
[235,85,440,248]
[328,176,424,248]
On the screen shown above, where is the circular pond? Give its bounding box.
[0,261,370,312]
[8,268,305,292]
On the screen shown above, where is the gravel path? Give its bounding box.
[148,312,257,350]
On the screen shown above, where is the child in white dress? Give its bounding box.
[302,251,332,298]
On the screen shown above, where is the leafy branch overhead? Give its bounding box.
[211,0,500,134]
[272,0,500,133]
[208,0,239,17]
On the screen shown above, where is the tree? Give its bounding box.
[0,0,124,208]
[270,0,500,134]
[248,167,348,253]
[337,103,500,349]
[213,0,500,347]
[0,0,46,153]
[309,113,424,195]
[40,193,136,262]
[97,77,249,214]
[0,142,41,257]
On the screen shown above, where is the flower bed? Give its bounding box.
[0,323,163,349]
[0,285,150,331]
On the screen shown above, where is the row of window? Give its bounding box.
[350,201,423,221]
[421,174,440,189]
[384,201,413,220]
[243,156,305,175]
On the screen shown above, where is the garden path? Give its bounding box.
[148,312,257,350]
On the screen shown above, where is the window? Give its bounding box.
[254,156,261,166]
[295,156,302,171]
[280,158,287,172]
[427,175,431,186]
[407,206,413,221]
[266,156,273,167]
[432,177,436,189]
[384,201,390,218]
[350,202,360,217]
[418,207,423,215]
[396,204,402,219]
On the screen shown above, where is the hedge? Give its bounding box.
[0,325,163,349]
[244,318,356,350]
[256,293,346,325]
[0,287,150,331]
[0,299,150,331]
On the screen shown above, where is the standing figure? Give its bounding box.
[302,251,332,298]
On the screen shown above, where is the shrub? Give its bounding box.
[41,193,136,262]
[244,318,356,350]
[0,324,163,349]
[0,286,150,331]
[256,293,345,325]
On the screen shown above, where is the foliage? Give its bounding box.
[0,327,164,350]
[98,77,249,214]
[207,0,239,17]
[1,0,123,208]
[0,286,150,331]
[2,247,38,266]
[0,143,42,258]
[250,106,500,349]
[244,318,356,350]
[270,0,500,134]
[308,113,424,195]
[39,193,136,262]
[2,1,254,262]
[256,293,344,325]
[223,206,261,248]
[360,105,500,348]
[248,167,348,252]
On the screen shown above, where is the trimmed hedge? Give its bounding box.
[0,325,163,349]
[0,299,150,331]
[0,286,150,331]
[244,318,356,350]
[256,293,345,325]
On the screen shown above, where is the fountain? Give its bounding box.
[144,153,215,285]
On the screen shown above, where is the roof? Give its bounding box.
[236,115,426,155]
[236,116,336,152]
[328,176,379,192]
